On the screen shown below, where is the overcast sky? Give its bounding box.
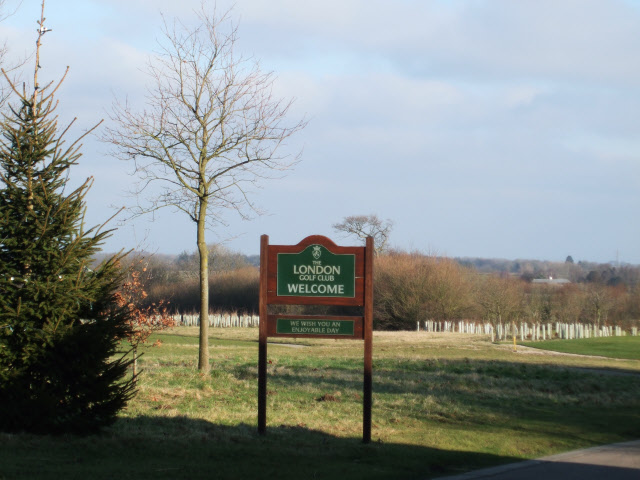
[1,0,639,264]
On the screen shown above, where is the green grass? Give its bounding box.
[521,336,640,360]
[2,328,640,480]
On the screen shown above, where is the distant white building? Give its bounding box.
[532,277,571,286]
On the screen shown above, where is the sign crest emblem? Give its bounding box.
[312,245,322,260]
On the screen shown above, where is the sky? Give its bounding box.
[1,0,639,264]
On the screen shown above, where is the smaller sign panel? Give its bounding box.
[276,244,356,298]
[276,318,355,336]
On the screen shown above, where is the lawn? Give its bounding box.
[1,328,640,480]
[520,336,640,360]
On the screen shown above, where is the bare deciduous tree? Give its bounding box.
[474,274,524,326]
[103,6,306,373]
[332,214,393,256]
[583,283,614,327]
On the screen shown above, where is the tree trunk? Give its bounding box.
[197,198,210,374]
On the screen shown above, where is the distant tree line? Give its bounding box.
[109,245,260,314]
[115,247,640,332]
[376,251,639,331]
[456,256,640,287]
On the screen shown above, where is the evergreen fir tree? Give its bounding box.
[0,4,135,434]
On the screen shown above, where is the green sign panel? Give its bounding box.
[277,244,355,297]
[276,318,355,336]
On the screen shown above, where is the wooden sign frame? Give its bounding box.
[258,234,374,443]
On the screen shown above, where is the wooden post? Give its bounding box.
[258,235,269,435]
[363,236,374,444]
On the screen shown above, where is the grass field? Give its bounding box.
[1,328,640,480]
[520,336,640,360]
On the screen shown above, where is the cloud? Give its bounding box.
[230,0,640,87]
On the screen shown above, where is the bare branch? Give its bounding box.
[103,7,307,221]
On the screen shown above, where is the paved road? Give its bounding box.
[433,440,640,480]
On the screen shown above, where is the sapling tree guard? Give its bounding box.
[104,5,306,373]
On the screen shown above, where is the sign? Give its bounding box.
[276,244,355,297]
[258,235,373,443]
[276,318,355,336]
